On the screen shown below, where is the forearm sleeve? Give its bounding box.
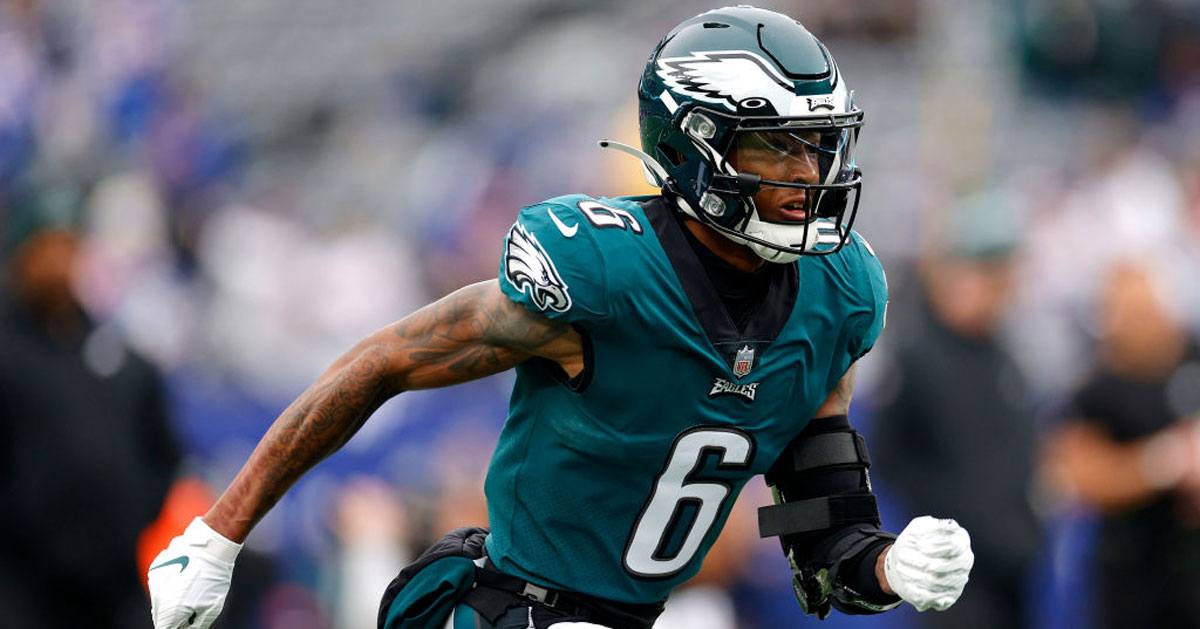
[759,415,901,618]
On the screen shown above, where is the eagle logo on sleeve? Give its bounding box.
[504,222,573,313]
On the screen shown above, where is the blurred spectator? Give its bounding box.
[1042,259,1200,629]
[332,477,409,629]
[0,209,180,628]
[873,192,1041,629]
[1014,129,1200,416]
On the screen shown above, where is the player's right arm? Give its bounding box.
[207,279,581,542]
[148,279,580,629]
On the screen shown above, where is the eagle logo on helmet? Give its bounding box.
[657,50,797,115]
[504,222,572,313]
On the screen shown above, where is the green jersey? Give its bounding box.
[486,194,887,604]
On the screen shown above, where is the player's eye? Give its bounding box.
[739,130,841,159]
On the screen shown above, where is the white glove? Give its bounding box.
[883,516,974,612]
[148,517,242,629]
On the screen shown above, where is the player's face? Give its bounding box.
[730,129,831,223]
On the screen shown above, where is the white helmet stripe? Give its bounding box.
[659,89,680,114]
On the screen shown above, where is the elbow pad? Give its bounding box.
[759,415,901,618]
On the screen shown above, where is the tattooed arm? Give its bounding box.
[204,280,581,542]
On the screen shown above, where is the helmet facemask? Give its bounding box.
[676,105,863,263]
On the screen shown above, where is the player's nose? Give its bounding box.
[786,150,819,184]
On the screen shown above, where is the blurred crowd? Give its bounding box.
[2,0,1200,627]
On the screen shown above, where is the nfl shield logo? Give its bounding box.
[732,345,755,378]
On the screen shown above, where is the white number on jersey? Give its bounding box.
[623,427,754,578]
[578,200,644,234]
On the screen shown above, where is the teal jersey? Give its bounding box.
[486,194,887,604]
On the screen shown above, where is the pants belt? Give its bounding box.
[469,560,664,629]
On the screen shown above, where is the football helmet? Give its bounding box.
[616,6,863,262]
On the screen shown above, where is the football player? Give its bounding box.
[149,7,973,628]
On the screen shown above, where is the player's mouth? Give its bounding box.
[777,198,808,221]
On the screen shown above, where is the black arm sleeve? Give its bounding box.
[760,415,901,617]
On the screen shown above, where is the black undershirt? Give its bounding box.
[676,216,777,334]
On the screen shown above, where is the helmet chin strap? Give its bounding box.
[670,197,813,264]
[709,164,821,263]
[737,208,818,264]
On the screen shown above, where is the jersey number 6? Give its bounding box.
[623,427,755,578]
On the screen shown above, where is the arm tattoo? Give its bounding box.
[388,280,579,390]
[208,346,393,540]
[206,280,578,541]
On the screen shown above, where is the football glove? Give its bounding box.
[883,516,973,612]
[148,517,242,629]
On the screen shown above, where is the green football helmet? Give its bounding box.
[614,6,863,262]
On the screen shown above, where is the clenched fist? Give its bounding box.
[883,516,973,612]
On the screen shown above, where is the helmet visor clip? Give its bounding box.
[735,172,762,196]
[699,192,726,217]
[684,112,718,140]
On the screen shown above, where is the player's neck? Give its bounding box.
[681,216,764,273]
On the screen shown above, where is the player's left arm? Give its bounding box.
[759,365,974,618]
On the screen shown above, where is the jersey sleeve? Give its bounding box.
[846,232,889,360]
[498,201,610,323]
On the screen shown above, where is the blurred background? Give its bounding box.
[1,0,1199,627]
